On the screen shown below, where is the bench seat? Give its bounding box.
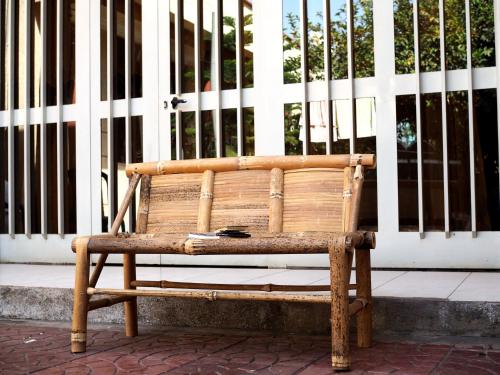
[70,154,376,371]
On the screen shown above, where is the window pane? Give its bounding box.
[353,0,374,78]
[201,0,216,92]
[181,111,195,159]
[447,91,470,231]
[243,107,254,156]
[46,0,57,106]
[421,93,444,231]
[393,0,415,75]
[130,0,142,98]
[170,113,177,160]
[30,0,40,107]
[332,99,351,154]
[418,0,440,73]
[0,127,8,233]
[307,0,324,82]
[474,89,500,231]
[284,102,303,155]
[470,0,495,68]
[308,101,328,155]
[396,95,418,231]
[181,0,195,93]
[130,116,143,232]
[283,0,301,84]
[169,1,176,94]
[0,2,6,110]
[63,122,76,233]
[201,110,216,158]
[14,0,26,109]
[113,0,125,100]
[46,123,58,234]
[222,0,237,90]
[445,0,466,71]
[101,119,109,231]
[243,2,253,88]
[355,97,377,230]
[330,0,348,79]
[112,117,126,230]
[14,126,24,234]
[29,124,41,234]
[63,0,76,104]
[222,108,237,157]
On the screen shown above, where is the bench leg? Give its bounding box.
[71,238,90,353]
[356,249,372,348]
[123,253,138,337]
[329,238,351,371]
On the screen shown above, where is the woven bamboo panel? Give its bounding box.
[210,170,270,232]
[146,173,202,233]
[282,169,344,232]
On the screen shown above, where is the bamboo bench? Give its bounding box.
[70,154,376,371]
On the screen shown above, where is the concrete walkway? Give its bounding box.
[1,263,500,302]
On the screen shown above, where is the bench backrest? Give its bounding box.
[127,155,375,235]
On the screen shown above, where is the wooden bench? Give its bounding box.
[70,154,376,371]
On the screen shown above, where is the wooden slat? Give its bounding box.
[197,170,215,232]
[269,168,284,232]
[283,169,344,232]
[126,154,376,176]
[210,170,270,232]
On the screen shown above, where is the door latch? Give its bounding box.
[170,97,187,109]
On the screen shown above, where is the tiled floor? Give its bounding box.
[2,320,500,374]
[1,264,499,302]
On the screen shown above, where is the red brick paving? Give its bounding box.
[1,321,500,374]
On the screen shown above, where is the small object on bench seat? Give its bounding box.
[70,154,376,371]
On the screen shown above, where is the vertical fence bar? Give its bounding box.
[346,0,356,153]
[323,0,332,154]
[495,0,500,201]
[162,0,172,160]
[125,0,132,230]
[174,0,181,160]
[125,0,131,165]
[194,0,201,158]
[413,0,424,238]
[299,0,309,155]
[235,1,245,156]
[465,0,476,237]
[438,0,450,238]
[7,0,14,237]
[40,0,47,237]
[24,0,32,236]
[106,0,114,227]
[235,0,243,156]
[214,0,222,157]
[56,0,64,236]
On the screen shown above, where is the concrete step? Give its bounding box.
[1,284,500,337]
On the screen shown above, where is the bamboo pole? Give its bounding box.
[349,165,373,348]
[125,154,376,176]
[89,173,142,288]
[131,279,337,292]
[269,168,284,233]
[136,175,151,233]
[123,253,138,336]
[71,237,90,353]
[197,170,215,232]
[329,237,351,371]
[356,248,372,348]
[78,232,374,255]
[88,296,133,311]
